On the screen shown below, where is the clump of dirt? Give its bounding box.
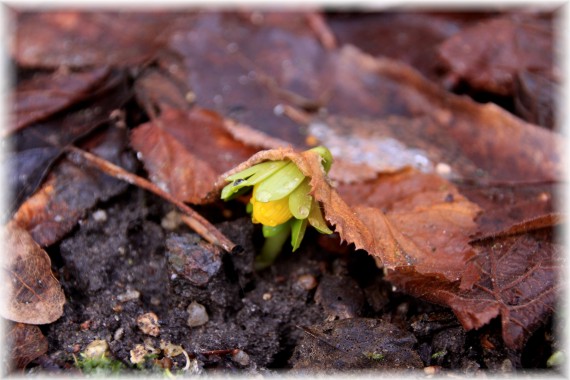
[38,186,556,375]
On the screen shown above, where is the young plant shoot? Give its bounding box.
[221,146,334,269]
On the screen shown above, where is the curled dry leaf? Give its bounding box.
[339,169,482,283]
[2,223,65,324]
[7,322,48,370]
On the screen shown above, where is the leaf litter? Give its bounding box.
[5,8,563,375]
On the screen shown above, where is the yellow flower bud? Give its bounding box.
[250,186,293,227]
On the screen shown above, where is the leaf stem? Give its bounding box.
[65,146,238,253]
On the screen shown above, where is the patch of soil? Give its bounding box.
[38,187,557,375]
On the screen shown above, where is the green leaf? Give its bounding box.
[309,145,333,174]
[256,221,292,270]
[291,218,308,252]
[254,161,305,202]
[308,199,333,234]
[222,160,287,200]
[288,178,312,219]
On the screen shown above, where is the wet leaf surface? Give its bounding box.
[11,11,183,68]
[165,11,332,146]
[12,126,136,247]
[7,322,48,370]
[10,67,111,134]
[438,14,555,97]
[2,223,65,324]
[309,46,562,182]
[4,69,131,214]
[291,318,424,371]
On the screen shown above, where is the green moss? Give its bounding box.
[363,351,385,360]
[75,353,125,375]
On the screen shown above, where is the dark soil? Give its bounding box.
[31,182,558,376]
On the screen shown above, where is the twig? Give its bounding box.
[65,146,238,253]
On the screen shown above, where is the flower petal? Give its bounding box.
[251,187,293,226]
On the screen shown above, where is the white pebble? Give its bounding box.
[231,349,250,366]
[92,209,107,222]
[187,301,209,327]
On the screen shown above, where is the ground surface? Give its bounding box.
[34,187,556,375]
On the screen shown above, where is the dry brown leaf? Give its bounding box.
[131,106,262,204]
[7,322,48,370]
[438,14,554,96]
[11,67,111,135]
[11,11,185,68]
[386,227,562,349]
[336,169,481,282]
[2,223,65,324]
[12,127,135,247]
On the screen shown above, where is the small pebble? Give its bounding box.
[424,365,441,376]
[117,289,140,302]
[150,296,161,306]
[92,209,107,222]
[231,349,250,366]
[137,312,160,336]
[114,327,124,341]
[262,292,272,301]
[187,301,209,327]
[185,91,197,104]
[161,210,183,230]
[130,344,148,364]
[297,274,318,290]
[83,339,109,359]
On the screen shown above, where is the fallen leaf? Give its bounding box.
[386,227,562,349]
[4,69,131,213]
[10,67,111,134]
[514,67,558,129]
[438,14,555,96]
[291,318,423,370]
[12,126,136,247]
[326,12,490,80]
[1,223,65,324]
[130,106,260,204]
[7,322,48,370]
[11,11,184,68]
[459,182,557,238]
[338,169,482,282]
[315,46,563,183]
[165,12,332,146]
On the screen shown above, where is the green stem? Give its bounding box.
[255,222,291,270]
